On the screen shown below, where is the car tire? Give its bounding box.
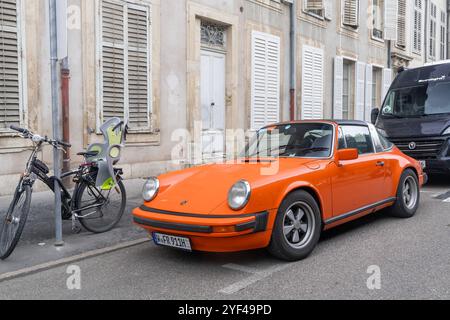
[387,169,420,219]
[268,190,322,262]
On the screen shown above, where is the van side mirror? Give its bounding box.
[371,108,380,125]
[337,149,359,164]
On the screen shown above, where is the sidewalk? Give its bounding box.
[0,179,149,278]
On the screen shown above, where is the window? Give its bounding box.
[396,0,406,48]
[372,0,384,40]
[342,61,354,120]
[382,82,450,117]
[301,45,324,120]
[372,67,382,110]
[413,0,423,53]
[251,31,280,130]
[429,2,437,59]
[245,123,334,158]
[368,124,384,153]
[0,0,25,131]
[98,0,152,131]
[440,11,446,60]
[342,0,359,28]
[377,130,394,150]
[303,0,328,20]
[341,126,375,155]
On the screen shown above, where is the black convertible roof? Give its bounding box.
[332,120,368,126]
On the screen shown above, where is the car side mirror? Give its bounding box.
[337,149,359,165]
[371,108,380,125]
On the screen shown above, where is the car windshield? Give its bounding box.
[381,81,450,118]
[243,123,334,159]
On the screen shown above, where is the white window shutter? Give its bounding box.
[384,0,398,40]
[0,0,22,129]
[251,31,280,130]
[333,56,344,119]
[397,0,406,48]
[355,62,366,121]
[413,1,423,52]
[343,0,359,28]
[382,68,392,101]
[101,0,125,122]
[127,4,151,129]
[301,45,324,120]
[99,0,152,130]
[324,0,333,20]
[364,64,373,122]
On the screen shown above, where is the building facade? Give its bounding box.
[391,0,448,70]
[0,0,448,195]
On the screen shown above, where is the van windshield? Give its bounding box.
[381,81,450,118]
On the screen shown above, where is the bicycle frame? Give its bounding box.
[21,141,120,218]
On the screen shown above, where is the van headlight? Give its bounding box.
[142,177,160,202]
[228,180,251,211]
[442,127,450,136]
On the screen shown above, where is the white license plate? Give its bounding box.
[152,233,192,251]
[419,161,427,169]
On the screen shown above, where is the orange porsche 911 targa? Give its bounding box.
[133,121,427,261]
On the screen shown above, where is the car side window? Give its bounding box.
[378,132,394,151]
[338,127,347,150]
[368,124,384,153]
[341,126,375,155]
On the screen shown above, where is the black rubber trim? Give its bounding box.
[235,221,256,232]
[324,198,396,225]
[139,206,268,219]
[133,217,213,233]
[254,211,269,232]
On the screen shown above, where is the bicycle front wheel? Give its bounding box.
[74,179,126,233]
[0,184,31,260]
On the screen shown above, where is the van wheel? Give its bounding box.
[387,169,420,219]
[268,190,322,262]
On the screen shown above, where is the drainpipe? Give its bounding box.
[61,57,70,178]
[424,0,429,64]
[288,0,296,121]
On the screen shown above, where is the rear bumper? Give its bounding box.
[132,206,275,252]
[421,173,429,186]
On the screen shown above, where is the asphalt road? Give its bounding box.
[0,175,449,300]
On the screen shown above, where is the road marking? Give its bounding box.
[223,264,260,274]
[219,263,294,295]
[433,191,450,200]
[0,238,150,283]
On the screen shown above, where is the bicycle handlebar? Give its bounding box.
[10,125,28,134]
[10,125,72,148]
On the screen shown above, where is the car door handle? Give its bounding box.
[376,161,385,167]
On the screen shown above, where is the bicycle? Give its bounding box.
[0,123,127,260]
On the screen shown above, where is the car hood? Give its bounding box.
[143,158,319,215]
[377,115,450,138]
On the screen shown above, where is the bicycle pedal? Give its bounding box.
[72,225,82,234]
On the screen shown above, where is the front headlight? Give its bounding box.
[442,127,450,136]
[228,180,251,211]
[142,177,160,202]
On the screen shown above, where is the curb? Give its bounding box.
[0,238,151,283]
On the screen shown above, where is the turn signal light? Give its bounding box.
[213,226,236,233]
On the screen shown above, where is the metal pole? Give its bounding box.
[49,0,64,247]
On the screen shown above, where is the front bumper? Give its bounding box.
[132,206,274,252]
[423,158,450,174]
